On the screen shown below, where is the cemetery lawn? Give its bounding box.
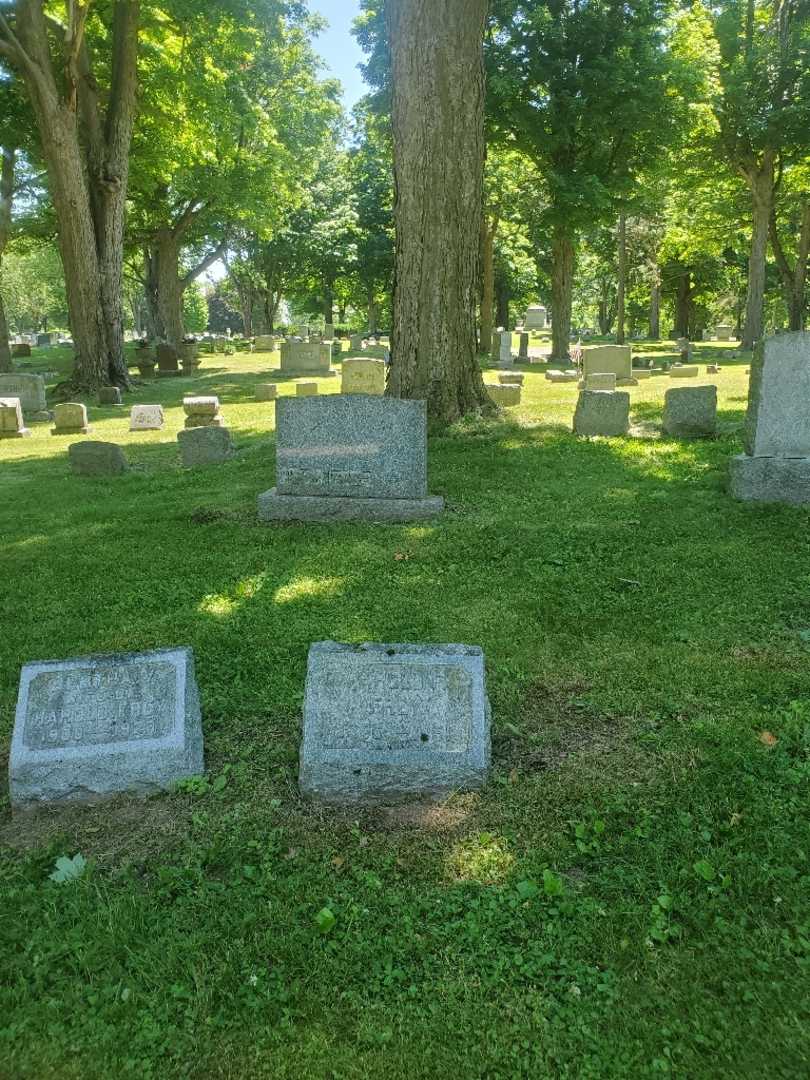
[2,342,810,1079]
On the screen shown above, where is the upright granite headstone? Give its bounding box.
[581,345,633,384]
[341,357,386,396]
[156,343,181,377]
[280,341,335,377]
[9,647,204,808]
[98,386,123,407]
[573,390,630,437]
[0,397,31,439]
[296,380,319,397]
[486,383,521,407]
[518,333,529,360]
[0,373,47,413]
[498,331,514,368]
[178,425,234,467]
[12,343,31,358]
[254,335,277,352]
[68,441,129,476]
[663,386,717,438]
[258,396,444,522]
[130,404,164,431]
[183,396,224,429]
[584,372,617,392]
[730,332,810,504]
[255,383,278,402]
[524,305,547,330]
[52,403,91,436]
[299,641,491,803]
[716,325,733,341]
[498,372,525,386]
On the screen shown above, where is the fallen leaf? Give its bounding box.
[758,731,778,748]
[331,856,345,870]
[509,768,519,784]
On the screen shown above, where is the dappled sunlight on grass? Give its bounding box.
[274,575,345,605]
[446,831,516,884]
[197,573,269,619]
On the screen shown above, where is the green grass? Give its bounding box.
[1,341,809,1079]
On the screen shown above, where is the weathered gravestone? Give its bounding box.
[254,335,277,352]
[296,380,318,397]
[255,383,278,402]
[52,403,90,436]
[0,373,47,414]
[583,372,617,392]
[573,390,630,437]
[0,397,31,439]
[258,396,444,523]
[349,334,365,352]
[183,396,224,429]
[730,332,810,504]
[490,330,500,360]
[98,386,123,406]
[280,340,335,377]
[68,441,129,476]
[663,386,717,438]
[498,372,525,386]
[9,647,204,809]
[299,641,491,803]
[581,345,634,384]
[341,357,386,396]
[178,425,234,467]
[486,383,521,407]
[518,333,529,360]
[36,332,58,347]
[12,343,31,358]
[324,323,335,341]
[716,325,733,341]
[130,404,164,431]
[498,331,514,368]
[156,343,181,377]
[669,365,699,378]
[524,305,547,330]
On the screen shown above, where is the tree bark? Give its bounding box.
[386,0,489,423]
[323,282,334,325]
[1,0,139,390]
[145,228,225,345]
[479,214,496,351]
[551,221,575,361]
[0,146,13,372]
[649,261,661,339]
[770,197,810,331]
[616,211,627,345]
[367,286,378,334]
[740,152,775,349]
[675,269,691,338]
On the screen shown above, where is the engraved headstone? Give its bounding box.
[299,642,491,803]
[584,372,617,392]
[730,331,810,504]
[52,402,91,436]
[255,383,278,402]
[518,332,529,360]
[486,383,521,406]
[12,342,31,358]
[9,648,204,808]
[183,395,224,429]
[324,323,335,341]
[68,441,129,476]
[156,343,181,376]
[573,390,630,437]
[280,341,335,377]
[254,335,277,352]
[498,331,513,367]
[98,386,123,407]
[0,373,47,413]
[524,305,547,330]
[257,396,444,522]
[716,325,733,341]
[581,346,633,384]
[178,425,234,467]
[350,334,365,352]
[663,386,717,438]
[341,357,386,396]
[0,397,31,439]
[498,372,525,386]
[130,404,164,431]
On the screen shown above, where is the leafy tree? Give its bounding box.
[347,101,393,333]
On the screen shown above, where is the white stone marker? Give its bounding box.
[130,404,165,431]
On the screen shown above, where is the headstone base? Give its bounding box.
[729,455,810,505]
[281,368,338,378]
[0,428,31,439]
[258,489,444,523]
[184,415,225,429]
[52,426,91,436]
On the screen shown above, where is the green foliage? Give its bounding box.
[1,244,67,331]
[182,282,209,334]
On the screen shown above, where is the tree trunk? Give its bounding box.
[479,215,495,351]
[551,220,575,361]
[675,270,691,337]
[616,211,627,345]
[770,197,810,332]
[367,286,378,334]
[649,263,661,340]
[386,0,489,423]
[741,152,775,349]
[0,146,13,372]
[323,283,334,325]
[4,0,140,390]
[145,231,185,345]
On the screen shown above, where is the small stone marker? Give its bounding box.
[0,373,47,413]
[573,390,630,437]
[730,331,810,504]
[281,341,335,377]
[669,365,699,378]
[52,402,91,436]
[498,331,513,367]
[584,372,617,392]
[0,397,31,439]
[498,372,525,386]
[524,305,547,330]
[130,404,164,431]
[68,441,129,476]
[486,383,521,406]
[9,647,204,808]
[341,357,386,396]
[324,323,335,341]
[183,396,224,429]
[663,386,717,438]
[546,370,579,383]
[350,334,365,351]
[518,333,529,360]
[178,425,234,467]
[296,380,318,397]
[255,383,278,402]
[299,641,491,803]
[581,345,633,384]
[156,343,181,376]
[634,370,653,380]
[258,396,444,522]
[12,343,31,358]
[716,325,733,341]
[254,334,277,352]
[98,386,123,407]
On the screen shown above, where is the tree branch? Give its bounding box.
[182,239,228,288]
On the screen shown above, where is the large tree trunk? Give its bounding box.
[649,262,661,340]
[479,215,495,352]
[145,231,184,345]
[323,283,334,325]
[675,269,691,337]
[367,286,379,334]
[4,0,139,390]
[741,153,775,349]
[386,0,489,423]
[550,221,575,361]
[0,146,13,372]
[616,211,627,345]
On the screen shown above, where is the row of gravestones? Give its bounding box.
[6,331,810,812]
